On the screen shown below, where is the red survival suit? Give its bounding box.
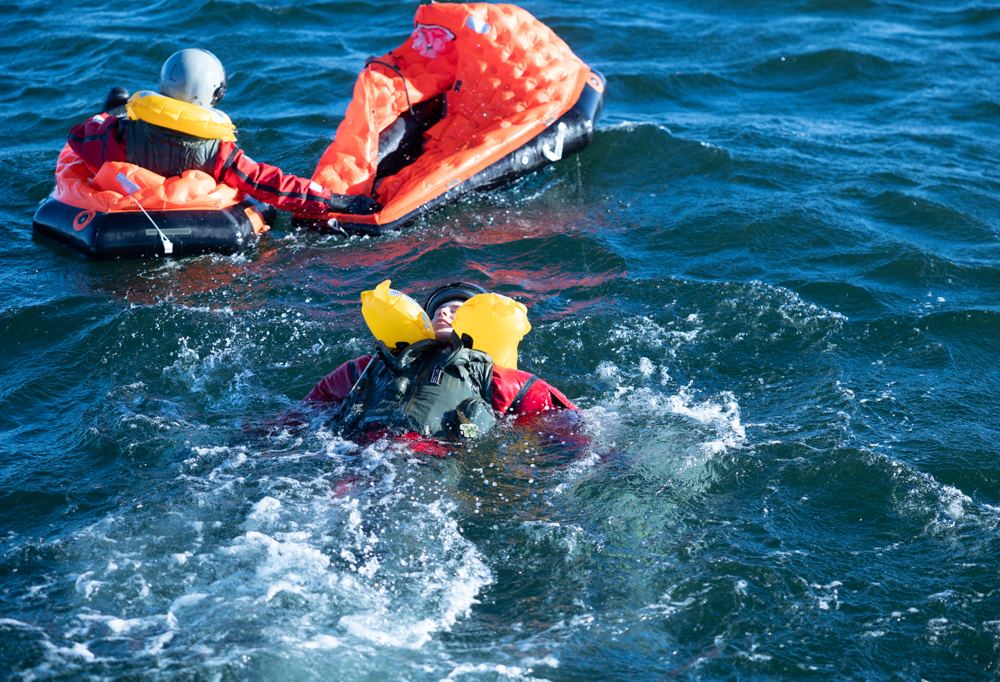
[68,114,336,215]
[303,350,581,457]
[306,355,577,414]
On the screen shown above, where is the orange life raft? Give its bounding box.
[295,2,605,236]
[33,146,274,259]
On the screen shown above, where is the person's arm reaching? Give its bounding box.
[214,141,380,215]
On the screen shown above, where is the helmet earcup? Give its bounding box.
[211,84,226,107]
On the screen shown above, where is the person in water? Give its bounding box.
[305,282,577,443]
[66,48,379,216]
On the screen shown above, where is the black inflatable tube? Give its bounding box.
[296,70,607,236]
[32,197,276,260]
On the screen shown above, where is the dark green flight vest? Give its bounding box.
[337,338,497,441]
[123,119,220,179]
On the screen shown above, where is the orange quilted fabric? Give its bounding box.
[311,3,592,227]
[52,146,241,212]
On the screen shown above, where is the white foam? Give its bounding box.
[339,612,439,649]
[736,644,773,662]
[74,572,103,599]
[645,595,696,616]
[552,452,601,494]
[0,618,44,631]
[65,641,96,661]
[666,387,746,455]
[810,580,842,612]
[228,530,333,581]
[170,593,208,612]
[442,662,533,680]
[297,633,342,650]
[638,356,656,377]
[144,631,174,655]
[245,495,283,531]
[24,439,502,676]
[874,451,992,536]
[105,617,148,634]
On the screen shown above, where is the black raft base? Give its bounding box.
[32,197,277,260]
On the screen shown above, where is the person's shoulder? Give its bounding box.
[491,365,532,400]
[492,366,578,413]
[304,354,373,403]
[71,112,120,132]
[492,365,531,383]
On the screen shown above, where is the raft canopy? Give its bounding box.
[309,2,597,229]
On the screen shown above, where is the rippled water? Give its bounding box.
[2,0,1000,679]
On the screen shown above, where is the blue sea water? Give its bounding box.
[2,0,1000,679]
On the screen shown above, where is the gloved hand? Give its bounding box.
[327,194,382,215]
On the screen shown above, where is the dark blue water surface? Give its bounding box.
[2,0,1000,679]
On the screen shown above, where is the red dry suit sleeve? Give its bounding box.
[304,355,373,403]
[491,366,578,415]
[214,140,333,215]
[66,114,127,170]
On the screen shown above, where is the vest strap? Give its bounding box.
[506,375,538,415]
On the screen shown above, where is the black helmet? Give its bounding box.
[424,282,487,315]
[159,48,227,107]
[103,86,130,112]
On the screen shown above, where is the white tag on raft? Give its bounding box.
[465,16,491,34]
[115,172,174,255]
[116,172,141,195]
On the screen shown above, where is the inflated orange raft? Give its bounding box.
[295,2,605,236]
[33,146,274,259]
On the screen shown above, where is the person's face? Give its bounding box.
[431,300,464,342]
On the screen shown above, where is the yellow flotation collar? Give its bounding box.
[361,280,435,348]
[360,282,531,368]
[126,91,237,142]
[452,293,531,370]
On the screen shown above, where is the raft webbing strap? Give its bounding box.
[218,146,239,182]
[365,58,415,117]
[506,375,538,415]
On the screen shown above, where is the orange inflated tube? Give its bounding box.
[310,2,591,228]
[51,146,244,214]
[34,147,273,261]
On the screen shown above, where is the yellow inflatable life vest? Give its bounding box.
[452,293,531,370]
[126,91,237,142]
[361,280,435,348]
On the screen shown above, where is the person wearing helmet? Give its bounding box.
[303,282,577,445]
[67,48,379,216]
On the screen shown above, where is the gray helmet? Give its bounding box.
[159,48,227,107]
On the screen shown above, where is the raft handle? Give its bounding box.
[365,57,414,117]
